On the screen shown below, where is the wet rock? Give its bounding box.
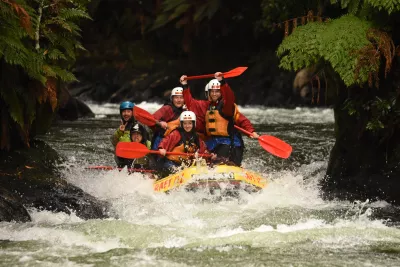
[0,187,31,222]
[57,85,95,120]
[0,140,112,221]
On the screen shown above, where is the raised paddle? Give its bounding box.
[185,67,248,81]
[133,106,159,127]
[234,125,292,159]
[116,142,212,159]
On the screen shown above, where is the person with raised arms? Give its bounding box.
[179,72,259,166]
[158,111,215,174]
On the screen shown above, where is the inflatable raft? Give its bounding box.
[153,164,267,193]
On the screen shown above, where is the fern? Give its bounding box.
[0,0,90,149]
[0,89,24,129]
[331,0,400,14]
[364,0,400,14]
[277,15,372,87]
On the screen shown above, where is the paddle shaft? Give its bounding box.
[186,74,215,81]
[234,125,289,152]
[235,125,291,159]
[145,149,211,158]
[185,67,247,81]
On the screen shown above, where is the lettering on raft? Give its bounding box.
[155,178,172,191]
[244,172,261,185]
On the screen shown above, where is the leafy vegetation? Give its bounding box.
[275,0,399,132]
[0,0,90,150]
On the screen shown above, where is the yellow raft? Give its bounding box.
[153,164,267,193]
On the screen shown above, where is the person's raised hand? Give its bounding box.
[119,120,128,131]
[215,72,223,81]
[180,75,188,85]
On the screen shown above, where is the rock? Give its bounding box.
[0,187,31,222]
[57,85,95,120]
[0,140,112,221]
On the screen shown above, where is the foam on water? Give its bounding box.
[2,104,399,266]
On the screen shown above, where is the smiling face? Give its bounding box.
[209,89,221,102]
[182,120,193,132]
[131,131,143,143]
[172,95,184,108]
[121,109,133,122]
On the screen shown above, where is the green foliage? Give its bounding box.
[331,0,400,14]
[277,15,372,87]
[365,0,400,14]
[260,0,324,31]
[0,0,90,149]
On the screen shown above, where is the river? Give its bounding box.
[1,103,400,266]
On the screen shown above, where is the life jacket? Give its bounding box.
[167,128,200,163]
[205,101,240,137]
[162,103,183,136]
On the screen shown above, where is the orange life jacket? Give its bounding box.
[166,129,200,163]
[160,103,183,137]
[205,102,240,137]
[164,118,180,136]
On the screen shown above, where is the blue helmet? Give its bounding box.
[120,101,134,110]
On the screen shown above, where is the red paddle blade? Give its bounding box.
[116,142,150,159]
[224,67,248,78]
[258,135,292,159]
[133,106,157,127]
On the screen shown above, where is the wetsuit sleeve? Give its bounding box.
[236,113,255,133]
[182,85,209,112]
[158,130,180,151]
[220,79,235,117]
[111,129,124,147]
[152,105,168,121]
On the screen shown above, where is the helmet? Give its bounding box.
[179,111,196,127]
[130,123,142,134]
[170,87,183,101]
[207,79,220,90]
[120,101,134,110]
[204,83,210,98]
[130,123,148,143]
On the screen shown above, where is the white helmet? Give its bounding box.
[170,87,183,100]
[207,79,221,90]
[179,110,196,127]
[204,83,210,98]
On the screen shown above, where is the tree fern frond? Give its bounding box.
[50,66,77,82]
[58,8,91,20]
[277,15,372,87]
[46,49,67,60]
[364,0,400,14]
[0,88,24,128]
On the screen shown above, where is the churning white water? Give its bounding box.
[1,103,399,266]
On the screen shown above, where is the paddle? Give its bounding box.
[86,165,155,173]
[234,125,292,159]
[185,67,248,81]
[116,142,212,159]
[133,106,159,127]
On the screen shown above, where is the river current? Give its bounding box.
[1,103,400,266]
